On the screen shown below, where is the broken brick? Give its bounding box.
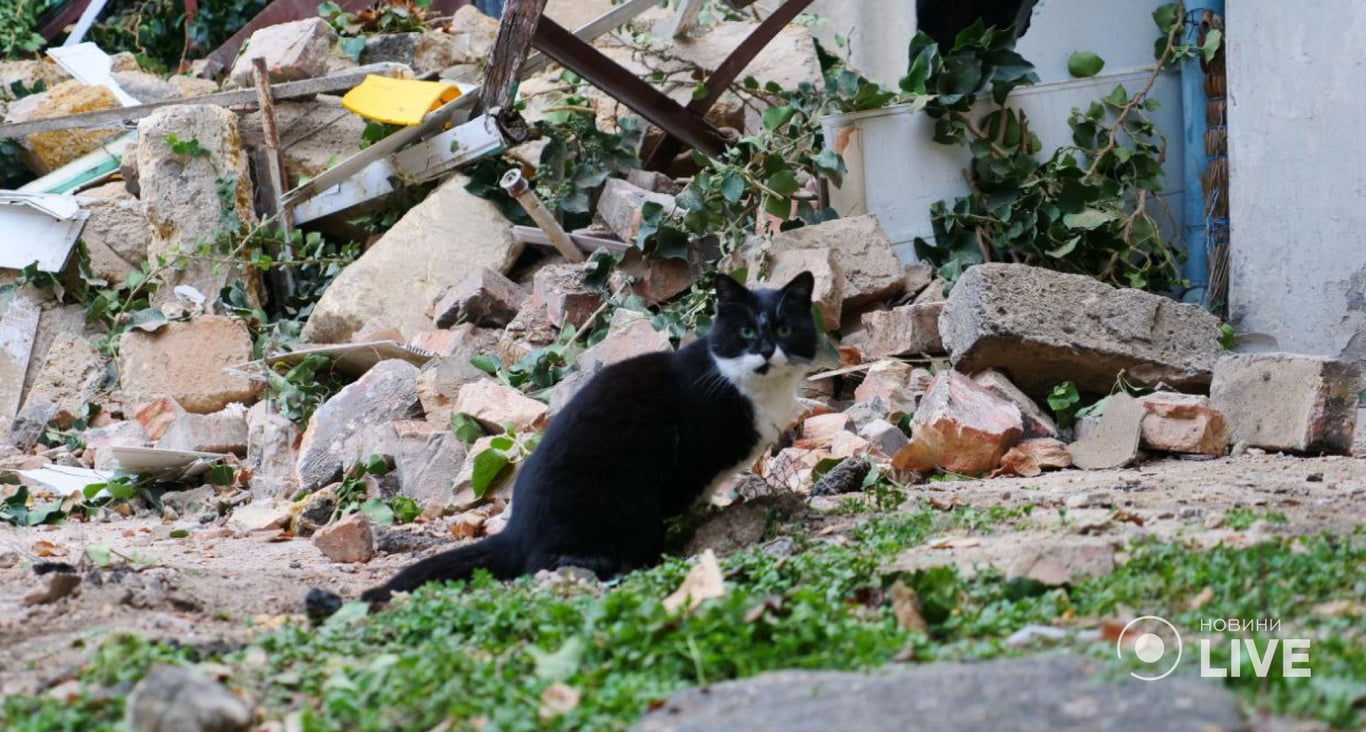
[802,412,854,442]
[575,314,672,372]
[312,512,375,564]
[858,418,908,457]
[432,267,528,329]
[532,264,603,330]
[853,360,925,420]
[891,370,1023,475]
[973,369,1058,439]
[1136,392,1230,456]
[156,406,249,455]
[994,438,1072,477]
[596,177,678,243]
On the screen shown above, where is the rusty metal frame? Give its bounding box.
[643,0,815,168]
[531,18,728,159]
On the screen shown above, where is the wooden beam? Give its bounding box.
[0,63,411,139]
[480,0,550,112]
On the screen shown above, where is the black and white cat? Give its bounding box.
[349,270,817,605]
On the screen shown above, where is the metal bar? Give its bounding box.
[0,63,411,139]
[500,169,584,262]
[480,0,550,112]
[532,19,727,159]
[522,0,660,75]
[645,0,814,168]
[62,0,111,47]
[38,0,92,43]
[281,0,660,208]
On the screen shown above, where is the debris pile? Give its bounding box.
[0,0,1361,578]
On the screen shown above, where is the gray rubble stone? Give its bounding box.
[229,18,337,87]
[1067,393,1145,470]
[295,360,421,493]
[939,264,1223,396]
[633,654,1244,732]
[118,316,261,414]
[1210,352,1361,454]
[304,174,524,343]
[762,214,904,308]
[137,105,257,306]
[126,665,252,732]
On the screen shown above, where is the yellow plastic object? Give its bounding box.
[341,75,462,126]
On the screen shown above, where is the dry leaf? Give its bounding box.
[929,537,982,550]
[1112,509,1145,526]
[1189,586,1215,611]
[890,580,928,632]
[927,496,956,511]
[538,682,581,720]
[662,549,725,614]
[31,540,67,557]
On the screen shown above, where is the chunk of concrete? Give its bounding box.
[417,325,500,427]
[766,214,903,308]
[393,420,466,506]
[137,105,257,306]
[1210,352,1361,454]
[118,316,261,414]
[939,263,1223,396]
[1067,392,1145,470]
[761,248,842,330]
[858,418,908,457]
[295,360,421,493]
[73,193,151,286]
[575,316,671,372]
[229,18,337,87]
[860,301,944,358]
[304,174,525,343]
[125,666,252,732]
[1136,392,1230,456]
[454,379,548,432]
[891,370,1023,475]
[245,403,300,499]
[634,654,1242,732]
[21,332,106,417]
[156,407,249,455]
[432,267,528,329]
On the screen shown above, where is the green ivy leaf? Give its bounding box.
[389,495,421,524]
[1152,3,1180,32]
[1200,29,1222,63]
[470,449,511,498]
[470,354,500,376]
[1067,51,1105,79]
[766,170,799,197]
[360,498,395,526]
[86,544,113,566]
[761,106,797,132]
[450,413,483,444]
[1062,209,1117,230]
[339,35,366,62]
[720,172,745,204]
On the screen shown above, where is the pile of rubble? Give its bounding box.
[1,1,1361,571]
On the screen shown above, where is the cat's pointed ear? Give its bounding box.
[781,271,815,303]
[714,271,749,303]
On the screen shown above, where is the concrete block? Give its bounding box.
[1210,353,1361,454]
[939,263,1223,396]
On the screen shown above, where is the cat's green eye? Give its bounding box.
[739,326,757,339]
[776,324,793,337]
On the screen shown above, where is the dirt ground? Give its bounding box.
[2,452,1363,698]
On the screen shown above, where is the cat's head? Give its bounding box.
[709,271,818,382]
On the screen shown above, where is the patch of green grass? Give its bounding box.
[1224,508,1290,531]
[942,503,1034,534]
[3,514,1362,730]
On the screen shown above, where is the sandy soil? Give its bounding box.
[2,452,1363,698]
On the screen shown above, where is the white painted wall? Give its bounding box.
[1225,1,1366,367]
[808,0,1184,262]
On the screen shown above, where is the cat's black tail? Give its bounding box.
[359,531,524,604]
[304,532,524,623]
